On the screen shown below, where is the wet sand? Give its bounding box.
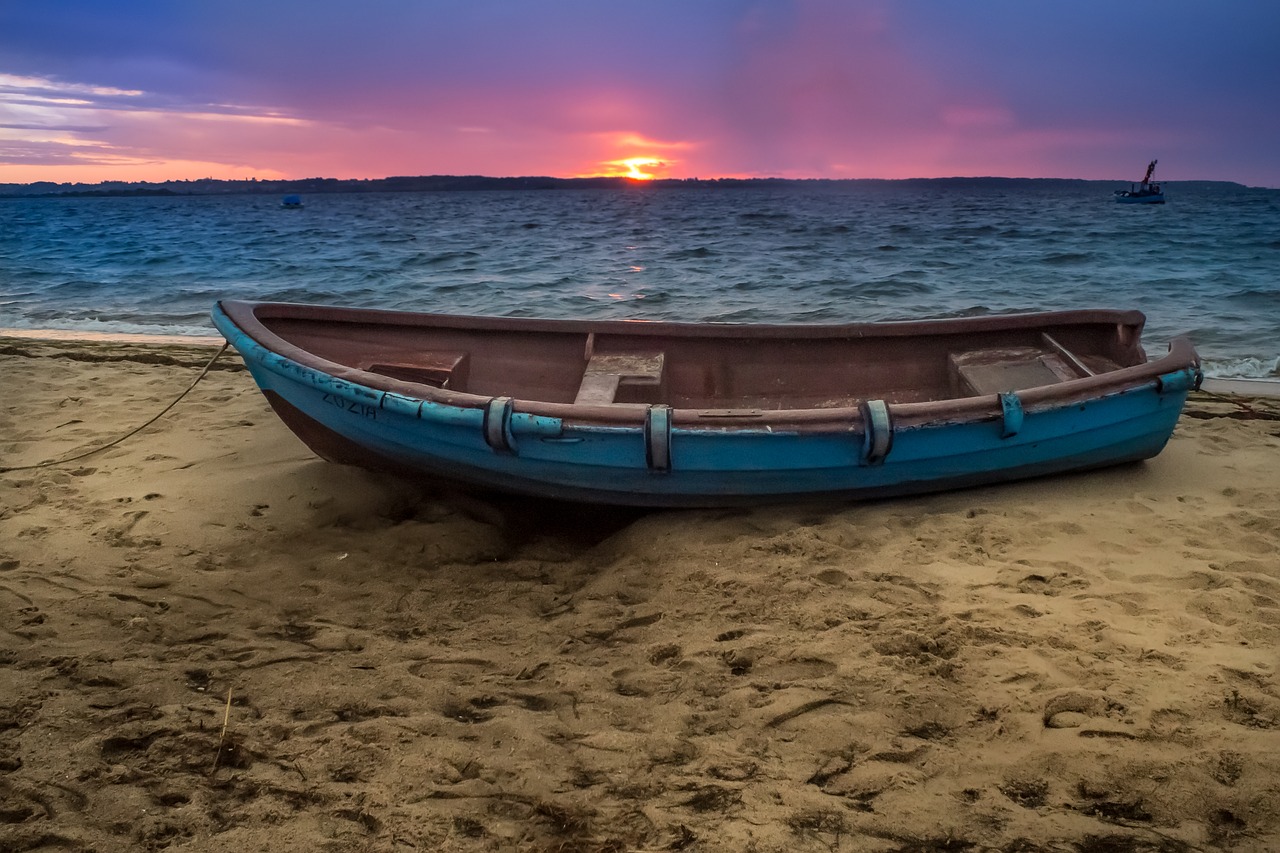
[2,335,1279,852]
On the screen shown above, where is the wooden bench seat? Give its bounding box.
[950,334,1103,396]
[364,351,470,389]
[950,346,1078,396]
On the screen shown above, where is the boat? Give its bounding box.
[211,300,1202,507]
[1114,160,1165,204]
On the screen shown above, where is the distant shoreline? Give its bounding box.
[0,174,1260,199]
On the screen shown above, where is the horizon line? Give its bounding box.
[1,173,1266,191]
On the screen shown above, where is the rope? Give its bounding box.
[0,342,230,473]
[1191,387,1280,421]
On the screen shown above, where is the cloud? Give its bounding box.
[0,73,143,99]
[0,70,318,180]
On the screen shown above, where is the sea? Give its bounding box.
[2,181,1278,379]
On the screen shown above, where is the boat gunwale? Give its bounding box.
[214,299,1200,428]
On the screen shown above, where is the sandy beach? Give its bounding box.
[2,335,1278,852]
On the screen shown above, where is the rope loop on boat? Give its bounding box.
[0,343,229,473]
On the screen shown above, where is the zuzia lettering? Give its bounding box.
[320,393,377,420]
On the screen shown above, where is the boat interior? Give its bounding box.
[261,314,1140,410]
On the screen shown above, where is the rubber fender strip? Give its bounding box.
[645,405,672,472]
[999,392,1024,438]
[1157,368,1200,395]
[483,396,515,454]
[860,399,893,466]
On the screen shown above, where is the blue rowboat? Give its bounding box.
[211,300,1201,507]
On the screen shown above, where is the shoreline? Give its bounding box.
[0,327,225,347]
[1201,376,1280,397]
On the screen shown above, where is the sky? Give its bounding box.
[2,1,1279,187]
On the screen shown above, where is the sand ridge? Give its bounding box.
[1,338,1279,852]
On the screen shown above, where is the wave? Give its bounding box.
[398,251,481,268]
[1039,252,1093,266]
[1224,288,1280,304]
[48,279,104,294]
[849,278,935,298]
[1201,355,1280,380]
[663,246,716,260]
[946,224,998,236]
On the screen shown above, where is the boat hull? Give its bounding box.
[212,302,1200,507]
[1114,192,1165,204]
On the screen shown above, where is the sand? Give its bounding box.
[1,335,1278,853]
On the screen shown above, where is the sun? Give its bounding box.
[607,157,666,180]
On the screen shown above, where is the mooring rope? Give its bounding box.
[1188,387,1280,422]
[0,342,230,473]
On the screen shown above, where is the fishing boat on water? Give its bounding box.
[212,300,1201,507]
[1115,160,1165,204]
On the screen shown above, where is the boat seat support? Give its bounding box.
[575,351,666,405]
[1040,334,1094,377]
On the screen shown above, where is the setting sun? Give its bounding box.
[606,157,666,180]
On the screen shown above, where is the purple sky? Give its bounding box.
[3,1,1278,186]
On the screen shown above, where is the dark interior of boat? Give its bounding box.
[261,314,1139,409]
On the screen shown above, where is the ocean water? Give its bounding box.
[2,182,1278,378]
